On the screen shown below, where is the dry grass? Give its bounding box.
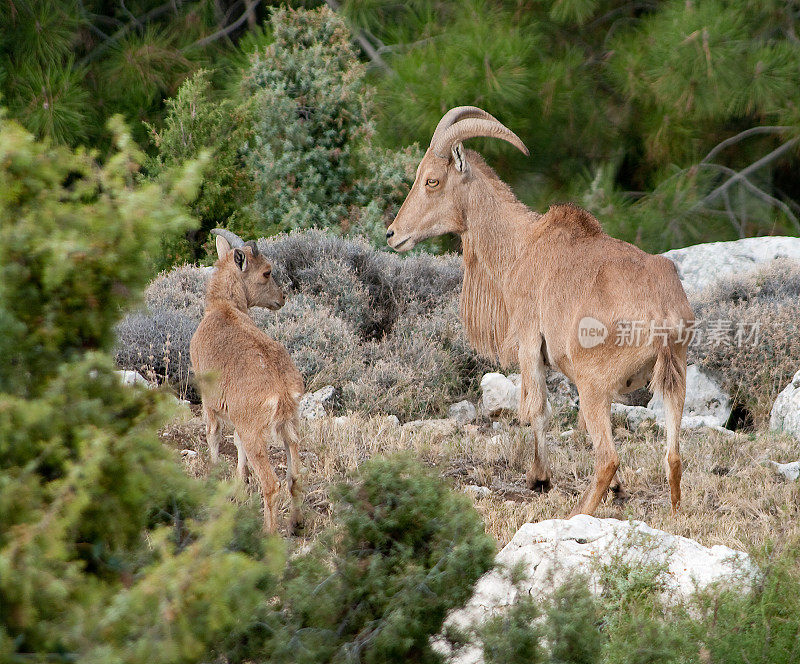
[160,409,800,553]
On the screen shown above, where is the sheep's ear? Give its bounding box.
[215,235,231,259]
[452,142,469,173]
[233,248,247,271]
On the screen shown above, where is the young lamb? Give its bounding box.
[190,229,304,533]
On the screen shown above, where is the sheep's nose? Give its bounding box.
[386,229,395,239]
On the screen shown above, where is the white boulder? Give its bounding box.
[480,373,520,417]
[298,385,336,420]
[770,368,800,440]
[116,369,154,388]
[442,516,749,664]
[663,236,800,294]
[648,364,731,429]
[763,459,800,481]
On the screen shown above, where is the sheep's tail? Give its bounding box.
[649,338,685,398]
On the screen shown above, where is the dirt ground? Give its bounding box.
[160,405,800,552]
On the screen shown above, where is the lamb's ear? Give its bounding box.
[233,248,247,271]
[452,142,469,173]
[215,235,231,259]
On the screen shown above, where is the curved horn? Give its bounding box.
[210,228,245,248]
[431,117,529,159]
[430,106,500,150]
[243,239,259,256]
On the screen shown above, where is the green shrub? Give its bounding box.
[116,230,494,416]
[257,454,497,664]
[0,113,283,663]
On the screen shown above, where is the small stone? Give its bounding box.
[180,449,198,459]
[383,414,400,428]
[402,419,458,436]
[611,403,657,430]
[463,484,491,498]
[448,400,477,424]
[333,416,350,426]
[560,429,574,439]
[481,372,520,417]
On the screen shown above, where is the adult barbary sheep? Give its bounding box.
[190,229,304,533]
[387,106,694,516]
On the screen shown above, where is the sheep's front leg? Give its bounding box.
[518,340,552,491]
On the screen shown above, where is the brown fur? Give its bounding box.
[189,235,305,533]
[388,134,694,516]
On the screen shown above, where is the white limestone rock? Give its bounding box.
[480,373,520,417]
[648,364,731,429]
[441,516,749,664]
[611,403,657,430]
[770,368,800,441]
[663,236,800,294]
[298,385,336,420]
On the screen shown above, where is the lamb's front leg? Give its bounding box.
[518,340,552,491]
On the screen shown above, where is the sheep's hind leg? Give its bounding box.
[570,384,619,516]
[203,403,223,465]
[278,415,305,535]
[238,429,280,533]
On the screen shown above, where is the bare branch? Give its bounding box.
[701,126,794,164]
[692,162,800,232]
[182,0,262,51]
[689,137,800,214]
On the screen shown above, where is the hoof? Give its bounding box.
[526,474,552,493]
[290,516,306,537]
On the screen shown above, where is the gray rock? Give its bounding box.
[663,236,800,294]
[298,385,336,420]
[611,403,657,430]
[770,368,800,440]
[648,364,731,429]
[449,400,477,424]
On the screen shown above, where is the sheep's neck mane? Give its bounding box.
[206,263,249,313]
[459,160,537,364]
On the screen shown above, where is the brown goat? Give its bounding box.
[189,229,304,533]
[387,106,694,516]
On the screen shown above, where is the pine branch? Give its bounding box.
[182,1,262,51]
[323,0,391,72]
[701,126,794,164]
[78,1,176,66]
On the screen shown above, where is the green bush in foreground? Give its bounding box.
[0,125,493,663]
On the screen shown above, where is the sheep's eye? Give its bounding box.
[426,178,439,188]
[263,270,271,278]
